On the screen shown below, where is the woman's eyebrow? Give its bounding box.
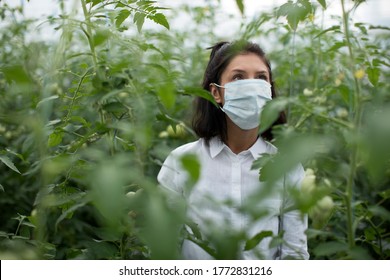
[230,69,268,74]
[230,69,247,73]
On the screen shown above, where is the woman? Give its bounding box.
[158,40,309,260]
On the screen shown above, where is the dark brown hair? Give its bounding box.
[192,40,286,143]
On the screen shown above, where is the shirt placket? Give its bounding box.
[231,156,242,231]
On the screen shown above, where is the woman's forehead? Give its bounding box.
[224,53,268,74]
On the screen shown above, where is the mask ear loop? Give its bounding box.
[211,82,224,89]
[210,83,226,112]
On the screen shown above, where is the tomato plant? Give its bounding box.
[0,0,389,259]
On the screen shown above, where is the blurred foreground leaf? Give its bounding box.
[0,154,21,174]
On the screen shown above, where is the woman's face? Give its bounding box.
[210,52,270,104]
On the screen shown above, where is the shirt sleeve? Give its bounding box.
[157,151,184,195]
[280,164,310,260]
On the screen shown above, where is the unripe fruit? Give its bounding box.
[309,195,334,229]
[166,122,187,138]
[336,107,348,118]
[119,91,128,98]
[302,168,316,194]
[158,131,169,138]
[126,191,136,198]
[317,196,334,211]
[303,88,313,96]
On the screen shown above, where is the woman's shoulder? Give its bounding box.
[262,138,278,154]
[169,138,205,157]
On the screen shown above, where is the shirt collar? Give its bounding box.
[209,136,274,159]
[248,137,273,158]
[209,137,225,158]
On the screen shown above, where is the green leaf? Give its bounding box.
[48,131,63,147]
[5,148,25,162]
[368,205,390,222]
[317,0,327,9]
[134,12,145,33]
[182,86,217,106]
[235,0,245,15]
[93,29,110,46]
[0,184,4,192]
[380,189,390,199]
[0,155,21,174]
[348,247,373,260]
[86,0,103,7]
[259,98,289,134]
[257,134,334,182]
[36,95,59,108]
[115,9,131,28]
[366,66,380,86]
[364,227,376,241]
[2,65,32,84]
[276,0,312,30]
[355,22,368,35]
[55,200,89,230]
[328,41,346,52]
[148,13,170,30]
[337,84,350,105]
[185,222,203,240]
[313,241,348,256]
[84,240,119,259]
[314,25,340,39]
[70,116,90,127]
[180,154,200,184]
[244,231,273,251]
[185,232,217,258]
[157,81,176,110]
[372,58,390,68]
[89,161,128,235]
[369,25,390,31]
[102,102,127,115]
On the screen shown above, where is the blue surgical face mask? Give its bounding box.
[213,79,272,130]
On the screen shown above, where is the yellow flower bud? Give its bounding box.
[354,69,365,80]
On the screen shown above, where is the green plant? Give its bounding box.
[0,0,389,260]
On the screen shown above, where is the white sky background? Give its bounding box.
[2,0,390,39]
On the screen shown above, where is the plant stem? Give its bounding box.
[287,29,297,120]
[80,0,115,156]
[64,69,91,125]
[340,1,361,117]
[340,0,363,250]
[80,0,99,72]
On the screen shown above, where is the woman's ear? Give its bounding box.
[209,83,223,104]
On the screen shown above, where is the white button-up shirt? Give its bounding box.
[158,136,309,260]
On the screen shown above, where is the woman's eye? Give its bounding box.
[232,74,243,80]
[256,75,268,81]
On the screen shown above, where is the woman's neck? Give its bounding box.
[225,119,258,154]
